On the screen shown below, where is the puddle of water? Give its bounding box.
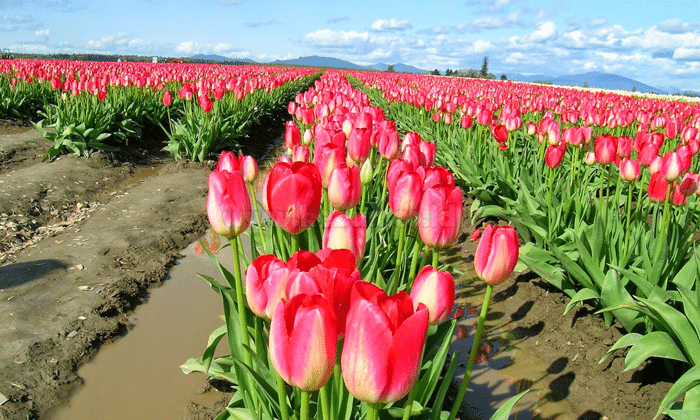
[48,230,234,420]
[450,270,577,420]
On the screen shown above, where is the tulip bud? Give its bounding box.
[207,170,252,239]
[410,265,455,325]
[360,159,373,185]
[418,184,462,249]
[162,90,173,107]
[619,158,640,183]
[545,145,565,169]
[585,151,596,166]
[474,224,519,285]
[241,155,259,183]
[661,151,682,182]
[323,211,367,263]
[245,254,290,319]
[264,161,322,235]
[328,164,361,210]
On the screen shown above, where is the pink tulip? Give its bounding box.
[661,151,682,182]
[241,155,259,183]
[389,171,423,221]
[270,294,337,391]
[285,121,301,150]
[679,173,699,196]
[418,184,462,248]
[410,265,455,325]
[217,151,240,173]
[418,140,436,166]
[198,94,213,113]
[461,115,472,129]
[648,172,669,203]
[292,144,310,162]
[264,161,322,235]
[245,254,290,319]
[545,144,565,168]
[379,128,400,160]
[347,127,371,164]
[327,163,361,210]
[594,135,615,165]
[162,90,173,107]
[672,183,688,206]
[341,281,429,404]
[619,158,640,182]
[313,143,346,188]
[207,170,252,238]
[323,211,366,262]
[474,224,519,285]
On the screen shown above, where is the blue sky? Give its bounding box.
[2,0,700,90]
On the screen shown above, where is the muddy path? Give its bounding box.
[0,118,671,420]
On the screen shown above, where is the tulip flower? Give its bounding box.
[389,171,423,221]
[264,161,322,235]
[270,294,337,391]
[347,127,371,164]
[672,184,688,206]
[418,140,436,166]
[217,151,240,173]
[594,135,616,165]
[162,90,173,107]
[619,158,640,182]
[680,173,699,196]
[327,163,361,210]
[313,142,346,188]
[284,120,301,150]
[245,254,290,319]
[322,211,366,262]
[410,265,455,325]
[241,155,259,183]
[378,128,400,160]
[474,224,519,285]
[648,172,669,203]
[545,144,565,168]
[418,184,463,248]
[292,145,310,162]
[341,281,429,404]
[207,170,252,239]
[661,151,682,182]
[492,124,508,144]
[461,114,472,129]
[198,94,213,113]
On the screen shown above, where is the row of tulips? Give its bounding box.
[0,59,319,160]
[183,69,527,420]
[347,70,700,419]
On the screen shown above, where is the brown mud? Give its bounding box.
[0,121,671,420]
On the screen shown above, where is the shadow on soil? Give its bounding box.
[0,259,68,289]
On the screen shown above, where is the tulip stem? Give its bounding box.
[248,183,266,250]
[407,237,423,287]
[448,284,493,420]
[366,403,380,420]
[230,238,251,365]
[319,384,330,420]
[276,373,290,420]
[432,248,439,268]
[623,182,634,257]
[300,390,310,420]
[391,220,407,295]
[401,386,418,420]
[291,233,299,255]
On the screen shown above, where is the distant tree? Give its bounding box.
[583,82,588,88]
[480,56,489,78]
[466,69,479,78]
[430,69,441,76]
[500,74,507,81]
[632,85,636,92]
[445,68,453,76]
[387,64,395,73]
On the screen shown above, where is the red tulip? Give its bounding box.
[327,163,361,210]
[378,127,400,160]
[285,121,301,150]
[270,294,337,391]
[341,281,429,404]
[264,161,322,235]
[648,172,669,203]
[313,143,346,188]
[207,170,252,238]
[679,172,699,196]
[292,144,310,162]
[492,124,508,144]
[245,254,290,319]
[474,224,519,285]
[594,136,615,165]
[545,144,565,168]
[461,114,473,129]
[418,140,436,166]
[672,183,688,206]
[410,265,455,325]
[347,127,371,164]
[322,211,366,262]
[418,184,462,248]
[198,94,213,113]
[217,151,240,172]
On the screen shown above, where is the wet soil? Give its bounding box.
[0,120,671,420]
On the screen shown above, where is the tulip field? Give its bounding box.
[2,57,700,419]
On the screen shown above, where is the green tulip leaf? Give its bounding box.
[488,390,529,420]
[622,331,688,371]
[636,297,700,366]
[564,288,600,315]
[600,270,642,332]
[657,369,700,419]
[664,408,700,420]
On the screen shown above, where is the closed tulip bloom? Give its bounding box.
[679,172,699,196]
[638,143,660,167]
[594,136,616,165]
[389,171,423,221]
[293,145,310,162]
[418,140,436,166]
[241,155,259,183]
[418,165,455,190]
[285,121,301,150]
[410,265,455,325]
[246,254,290,319]
[379,129,400,160]
[348,128,371,164]
[341,281,429,404]
[401,144,423,170]
[461,115,473,129]
[323,211,366,262]
[474,224,519,285]
[207,170,252,239]
[264,161,322,235]
[649,155,663,174]
[677,145,693,173]
[162,90,173,107]
[313,143,346,188]
[661,151,682,182]
[270,294,337,391]
[477,109,492,125]
[617,136,633,157]
[418,184,463,249]
[648,172,669,203]
[545,144,565,168]
[526,122,537,135]
[328,164,361,210]
[492,124,508,144]
[217,151,240,173]
[619,158,640,182]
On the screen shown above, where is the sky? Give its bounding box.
[2,0,700,91]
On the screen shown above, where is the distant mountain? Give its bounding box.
[190,54,257,63]
[270,55,427,74]
[509,71,664,94]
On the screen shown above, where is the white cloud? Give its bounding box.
[505,52,524,63]
[35,28,49,37]
[473,40,492,53]
[530,21,557,42]
[370,19,411,32]
[302,29,369,48]
[673,48,700,60]
[175,41,199,54]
